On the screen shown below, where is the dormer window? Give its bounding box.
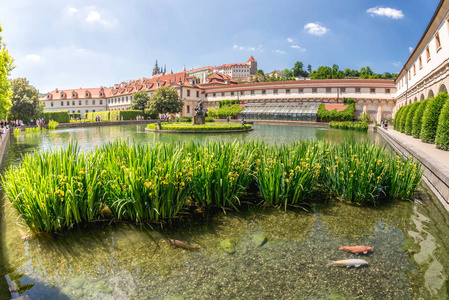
[47,94,50,99]
[72,92,76,98]
[100,92,103,97]
[85,91,89,97]
[61,92,65,98]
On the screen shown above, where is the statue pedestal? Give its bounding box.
[193,115,205,125]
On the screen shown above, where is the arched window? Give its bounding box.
[420,94,425,101]
[428,90,435,98]
[439,84,447,94]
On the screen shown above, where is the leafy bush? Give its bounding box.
[144,109,159,119]
[205,117,214,122]
[218,100,240,108]
[69,113,81,119]
[435,99,449,150]
[358,112,371,124]
[43,111,70,123]
[343,98,356,105]
[421,93,448,143]
[329,121,368,131]
[213,104,244,119]
[412,100,429,138]
[405,102,420,135]
[206,107,218,119]
[147,123,251,131]
[317,103,355,122]
[398,105,411,133]
[48,121,59,130]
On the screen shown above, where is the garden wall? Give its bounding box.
[0,129,10,167]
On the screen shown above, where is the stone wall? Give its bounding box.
[0,128,10,167]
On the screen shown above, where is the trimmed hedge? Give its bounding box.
[43,111,70,123]
[435,96,449,150]
[218,100,240,108]
[147,123,251,131]
[412,100,429,138]
[421,93,448,143]
[86,111,110,121]
[329,121,368,132]
[405,102,420,135]
[213,104,244,119]
[317,103,355,122]
[86,110,153,121]
[69,113,81,119]
[399,105,411,133]
[394,106,404,130]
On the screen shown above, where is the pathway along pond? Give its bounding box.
[0,124,448,299]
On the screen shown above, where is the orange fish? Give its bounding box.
[339,245,372,255]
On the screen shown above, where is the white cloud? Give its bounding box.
[25,54,42,62]
[393,61,402,67]
[275,49,286,55]
[304,23,329,36]
[367,7,404,19]
[287,38,293,43]
[66,7,117,29]
[291,45,306,52]
[233,44,263,52]
[68,7,78,14]
[86,11,102,22]
[409,46,414,53]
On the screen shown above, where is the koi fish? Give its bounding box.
[339,245,372,255]
[167,239,197,251]
[326,259,368,268]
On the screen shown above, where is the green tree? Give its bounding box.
[256,69,264,76]
[307,64,312,73]
[148,86,183,117]
[131,90,150,112]
[9,78,42,122]
[311,66,344,79]
[282,68,293,78]
[292,61,308,77]
[0,24,15,119]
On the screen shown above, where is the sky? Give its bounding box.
[0,0,442,93]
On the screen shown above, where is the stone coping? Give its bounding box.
[0,128,10,166]
[375,126,449,212]
[214,119,329,127]
[145,127,254,134]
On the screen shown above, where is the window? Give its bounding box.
[93,100,96,105]
[299,89,304,93]
[435,32,441,51]
[85,92,89,97]
[326,88,331,93]
[312,88,317,93]
[51,102,54,107]
[419,55,423,69]
[47,95,50,99]
[240,91,244,95]
[67,101,70,106]
[413,63,416,75]
[61,101,64,106]
[72,101,75,105]
[86,110,88,113]
[409,70,411,80]
[426,45,431,61]
[213,93,216,97]
[100,92,103,97]
[187,105,190,114]
[72,92,76,98]
[340,88,346,93]
[355,88,361,93]
[251,90,255,95]
[86,100,89,105]
[187,90,190,97]
[286,89,291,94]
[274,89,278,94]
[93,110,95,113]
[231,92,235,96]
[79,100,81,105]
[221,92,225,96]
[108,99,110,104]
[196,91,199,97]
[370,88,375,93]
[78,110,80,113]
[61,93,65,98]
[385,89,391,94]
[100,100,103,105]
[262,90,266,95]
[72,110,75,113]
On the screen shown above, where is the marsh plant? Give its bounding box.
[2,140,423,233]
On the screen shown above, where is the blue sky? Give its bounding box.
[0,0,441,93]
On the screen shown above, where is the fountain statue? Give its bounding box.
[193,99,206,125]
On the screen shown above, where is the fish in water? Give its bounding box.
[167,239,197,251]
[326,259,368,268]
[339,245,372,255]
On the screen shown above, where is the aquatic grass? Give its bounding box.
[1,143,104,232]
[98,141,192,222]
[185,140,254,208]
[48,121,59,130]
[25,127,40,134]
[329,121,368,132]
[13,128,20,136]
[254,141,324,209]
[147,123,251,131]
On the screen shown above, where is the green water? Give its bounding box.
[0,124,448,299]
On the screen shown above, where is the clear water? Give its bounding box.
[0,124,448,299]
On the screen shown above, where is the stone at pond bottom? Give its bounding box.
[70,277,85,289]
[220,238,236,254]
[251,233,267,247]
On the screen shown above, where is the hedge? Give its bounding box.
[317,103,355,122]
[412,100,429,138]
[399,105,411,133]
[69,113,81,119]
[86,110,153,121]
[86,111,110,121]
[43,111,70,123]
[421,93,448,144]
[211,104,244,119]
[218,100,240,108]
[147,123,252,131]
[394,106,404,130]
[405,102,420,135]
[329,121,368,132]
[435,96,449,150]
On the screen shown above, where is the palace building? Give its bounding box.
[40,0,449,123]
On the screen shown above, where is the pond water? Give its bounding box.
[0,124,448,299]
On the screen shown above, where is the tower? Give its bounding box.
[247,55,257,76]
[153,60,160,76]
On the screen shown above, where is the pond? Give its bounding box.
[0,124,448,299]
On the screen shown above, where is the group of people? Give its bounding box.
[381,119,389,129]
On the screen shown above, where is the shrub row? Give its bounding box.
[394,93,449,149]
[85,110,152,121]
[69,113,81,119]
[329,121,368,132]
[2,140,423,233]
[147,123,251,131]
[317,103,355,122]
[42,111,70,123]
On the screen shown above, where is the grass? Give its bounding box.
[147,123,252,131]
[2,140,423,233]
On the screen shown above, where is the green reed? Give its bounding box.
[25,127,40,133]
[48,121,59,130]
[254,141,324,210]
[13,128,21,136]
[1,143,104,232]
[184,140,254,208]
[329,121,369,132]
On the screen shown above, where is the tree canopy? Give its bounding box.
[130,90,150,112]
[9,78,42,121]
[0,24,15,119]
[148,86,183,116]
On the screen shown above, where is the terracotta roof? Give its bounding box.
[247,55,256,62]
[213,63,248,70]
[323,104,348,112]
[40,87,106,101]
